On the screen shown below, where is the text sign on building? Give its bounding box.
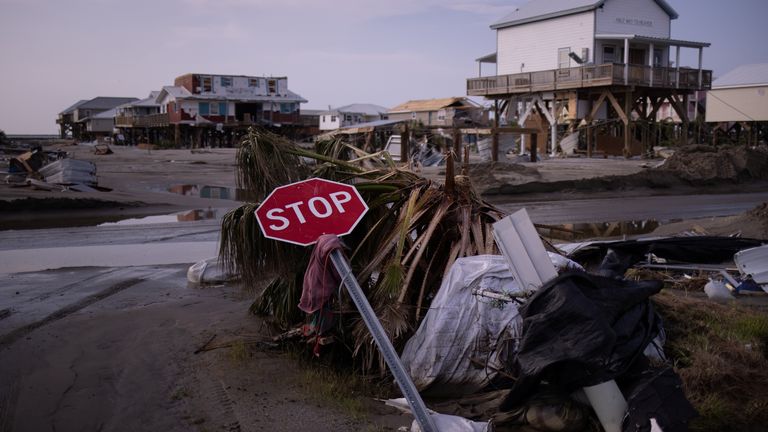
[255,178,368,246]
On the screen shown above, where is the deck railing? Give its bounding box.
[467,63,712,96]
[114,113,170,128]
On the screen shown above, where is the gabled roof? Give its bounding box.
[77,97,140,110]
[491,0,678,30]
[389,97,478,113]
[322,103,389,116]
[59,100,89,115]
[712,64,768,89]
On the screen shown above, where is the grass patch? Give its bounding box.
[652,291,768,431]
[228,339,250,364]
[288,345,396,421]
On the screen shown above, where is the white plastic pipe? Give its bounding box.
[582,380,628,432]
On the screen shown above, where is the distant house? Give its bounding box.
[56,100,88,138]
[388,97,487,127]
[706,64,768,123]
[157,74,307,126]
[58,97,139,140]
[319,104,389,131]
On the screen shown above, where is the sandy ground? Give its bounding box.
[0,265,408,432]
[2,142,767,431]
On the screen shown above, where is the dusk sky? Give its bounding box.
[1,0,767,134]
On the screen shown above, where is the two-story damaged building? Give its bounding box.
[155,74,307,146]
[468,0,711,156]
[388,97,488,127]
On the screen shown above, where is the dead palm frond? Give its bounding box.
[220,128,504,373]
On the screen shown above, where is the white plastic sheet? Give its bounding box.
[401,254,584,397]
[401,255,521,396]
[187,257,237,284]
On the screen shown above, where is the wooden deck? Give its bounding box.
[467,63,712,96]
[115,113,170,128]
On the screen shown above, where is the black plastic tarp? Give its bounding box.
[568,236,765,267]
[500,272,663,409]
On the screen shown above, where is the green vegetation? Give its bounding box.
[652,292,768,432]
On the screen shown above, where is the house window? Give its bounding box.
[219,103,227,116]
[268,79,277,94]
[280,103,293,114]
[345,114,352,122]
[558,47,570,69]
[331,115,337,122]
[437,110,446,121]
[210,103,219,115]
[221,76,232,87]
[411,112,416,120]
[199,102,210,116]
[322,115,326,122]
[201,76,212,92]
[653,49,663,67]
[603,45,616,63]
[248,78,260,87]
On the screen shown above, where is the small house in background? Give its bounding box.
[114,92,163,144]
[56,100,87,138]
[388,97,488,127]
[57,97,138,140]
[319,104,390,131]
[706,64,768,145]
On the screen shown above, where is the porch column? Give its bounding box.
[624,38,630,85]
[675,46,681,88]
[649,43,654,87]
[697,47,704,87]
[550,100,558,157]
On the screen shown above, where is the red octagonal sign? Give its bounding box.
[255,178,369,246]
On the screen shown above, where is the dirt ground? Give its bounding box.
[2,141,768,431]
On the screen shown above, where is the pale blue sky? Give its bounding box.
[1,0,767,134]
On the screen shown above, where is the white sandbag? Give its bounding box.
[187,257,237,284]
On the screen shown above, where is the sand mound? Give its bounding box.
[661,144,768,182]
[467,161,542,191]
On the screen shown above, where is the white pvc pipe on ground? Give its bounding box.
[582,380,628,432]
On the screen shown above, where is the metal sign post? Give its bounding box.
[329,249,437,432]
[254,178,437,432]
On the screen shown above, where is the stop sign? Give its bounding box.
[254,178,369,246]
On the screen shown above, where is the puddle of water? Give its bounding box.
[166,184,255,201]
[98,209,221,227]
[538,219,680,241]
[0,241,219,274]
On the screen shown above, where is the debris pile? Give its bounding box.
[661,144,768,182]
[4,144,103,192]
[220,128,768,432]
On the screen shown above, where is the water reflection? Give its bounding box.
[98,209,220,227]
[166,184,254,201]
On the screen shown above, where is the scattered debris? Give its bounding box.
[187,257,238,284]
[39,158,97,185]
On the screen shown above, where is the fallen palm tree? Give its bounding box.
[220,128,504,370]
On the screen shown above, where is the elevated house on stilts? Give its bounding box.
[468,0,711,158]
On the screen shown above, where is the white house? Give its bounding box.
[706,64,768,123]
[319,103,389,131]
[468,0,711,157]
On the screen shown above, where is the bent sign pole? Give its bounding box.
[255,178,437,432]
